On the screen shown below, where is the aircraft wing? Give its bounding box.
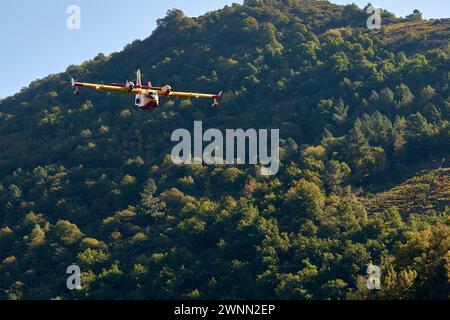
[72,79,147,95]
[167,91,216,100]
[166,91,223,107]
[111,83,164,90]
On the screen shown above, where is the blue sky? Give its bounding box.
[0,0,448,98]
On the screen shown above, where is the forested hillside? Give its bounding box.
[0,0,449,300]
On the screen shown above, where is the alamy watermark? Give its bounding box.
[367,5,382,30]
[67,5,81,30]
[366,263,381,290]
[171,121,280,176]
[66,264,82,290]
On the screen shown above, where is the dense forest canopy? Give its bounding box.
[0,0,449,299]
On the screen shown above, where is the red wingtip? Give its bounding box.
[212,91,223,108]
[71,79,80,95]
[71,79,82,95]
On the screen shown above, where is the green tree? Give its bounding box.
[137,179,166,218]
[52,220,84,246]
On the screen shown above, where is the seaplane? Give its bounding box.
[71,70,223,110]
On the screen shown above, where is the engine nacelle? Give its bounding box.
[126,81,135,90]
[162,85,172,95]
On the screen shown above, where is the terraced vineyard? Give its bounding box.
[366,167,450,214]
[379,18,450,53]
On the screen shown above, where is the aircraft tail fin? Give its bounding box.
[136,70,142,88]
